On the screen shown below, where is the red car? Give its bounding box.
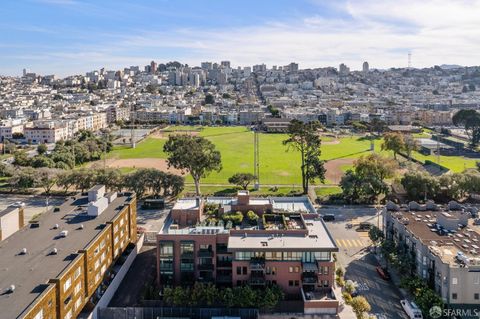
[376,266,391,280]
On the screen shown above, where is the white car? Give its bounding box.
[401,299,423,319]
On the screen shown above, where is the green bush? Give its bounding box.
[222,211,244,225]
[246,210,259,225]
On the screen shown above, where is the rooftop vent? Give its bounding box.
[79,224,84,230]
[51,248,58,255]
[59,230,68,238]
[53,224,59,229]
[20,248,27,255]
[6,285,15,293]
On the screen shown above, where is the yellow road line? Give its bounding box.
[336,239,343,247]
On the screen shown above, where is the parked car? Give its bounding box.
[376,266,391,280]
[401,299,423,319]
[356,222,373,232]
[322,214,335,222]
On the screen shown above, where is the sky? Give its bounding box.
[1,0,480,77]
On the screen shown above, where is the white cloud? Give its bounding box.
[10,0,480,75]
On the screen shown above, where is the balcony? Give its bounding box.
[302,276,318,285]
[198,263,214,271]
[198,250,214,258]
[181,251,194,259]
[249,277,266,285]
[249,258,265,271]
[216,260,232,268]
[216,275,232,283]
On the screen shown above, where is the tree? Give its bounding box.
[13,151,29,166]
[228,173,256,190]
[283,120,325,194]
[9,167,39,191]
[32,155,55,168]
[205,93,215,104]
[401,172,440,201]
[0,162,13,177]
[404,135,419,160]
[95,168,124,192]
[37,168,61,195]
[452,109,480,147]
[37,144,48,155]
[164,135,222,196]
[340,154,396,203]
[350,296,371,319]
[382,132,405,160]
[368,226,384,245]
[56,171,77,194]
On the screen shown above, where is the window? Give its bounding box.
[74,298,82,311]
[322,266,329,275]
[288,280,294,286]
[474,293,479,300]
[266,266,277,275]
[159,242,174,257]
[474,274,480,285]
[63,278,72,292]
[452,293,457,300]
[294,266,300,273]
[289,267,293,273]
[33,310,43,319]
[74,267,81,279]
[314,252,331,261]
[294,280,299,286]
[452,278,458,285]
[243,267,247,275]
[74,282,81,295]
[64,309,72,319]
[323,280,329,287]
[237,267,242,275]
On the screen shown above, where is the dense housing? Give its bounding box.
[0,185,137,319]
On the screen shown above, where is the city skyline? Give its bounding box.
[1,0,480,76]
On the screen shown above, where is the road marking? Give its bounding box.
[358,232,370,237]
[353,239,364,247]
[345,239,353,247]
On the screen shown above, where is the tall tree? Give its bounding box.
[37,168,61,195]
[382,132,405,160]
[283,120,325,194]
[164,135,221,196]
[452,109,480,147]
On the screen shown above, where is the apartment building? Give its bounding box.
[384,201,480,306]
[106,105,130,123]
[157,191,339,314]
[0,185,137,319]
[0,119,24,140]
[24,121,69,143]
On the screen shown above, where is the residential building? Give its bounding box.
[156,191,339,315]
[0,205,25,241]
[384,201,480,306]
[0,185,137,319]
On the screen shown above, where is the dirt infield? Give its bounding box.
[107,158,185,175]
[151,131,200,139]
[324,158,356,184]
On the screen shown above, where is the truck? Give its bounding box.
[400,300,423,319]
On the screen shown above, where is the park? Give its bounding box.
[106,126,479,195]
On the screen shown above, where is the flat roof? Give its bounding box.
[0,205,20,219]
[0,192,134,319]
[172,198,199,210]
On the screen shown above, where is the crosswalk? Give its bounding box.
[335,238,370,248]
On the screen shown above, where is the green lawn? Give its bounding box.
[108,126,477,184]
[411,152,478,173]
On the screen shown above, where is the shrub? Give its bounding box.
[222,211,243,225]
[342,292,353,305]
[246,210,259,225]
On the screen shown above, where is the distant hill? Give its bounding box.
[439,64,463,70]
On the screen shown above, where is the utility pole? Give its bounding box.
[254,118,260,190]
[131,102,136,149]
[103,130,107,170]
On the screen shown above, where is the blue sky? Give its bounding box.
[1,0,480,77]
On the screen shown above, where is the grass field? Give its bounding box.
[108,126,477,184]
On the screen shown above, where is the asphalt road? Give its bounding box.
[0,194,64,221]
[322,206,408,319]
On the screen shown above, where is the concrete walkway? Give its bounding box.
[333,285,357,319]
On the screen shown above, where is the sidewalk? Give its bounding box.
[333,285,357,319]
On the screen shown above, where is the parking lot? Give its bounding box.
[0,194,64,221]
[321,205,408,319]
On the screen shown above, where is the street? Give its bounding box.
[322,206,408,319]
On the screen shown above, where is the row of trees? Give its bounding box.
[401,170,480,201]
[162,283,284,311]
[2,165,184,198]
